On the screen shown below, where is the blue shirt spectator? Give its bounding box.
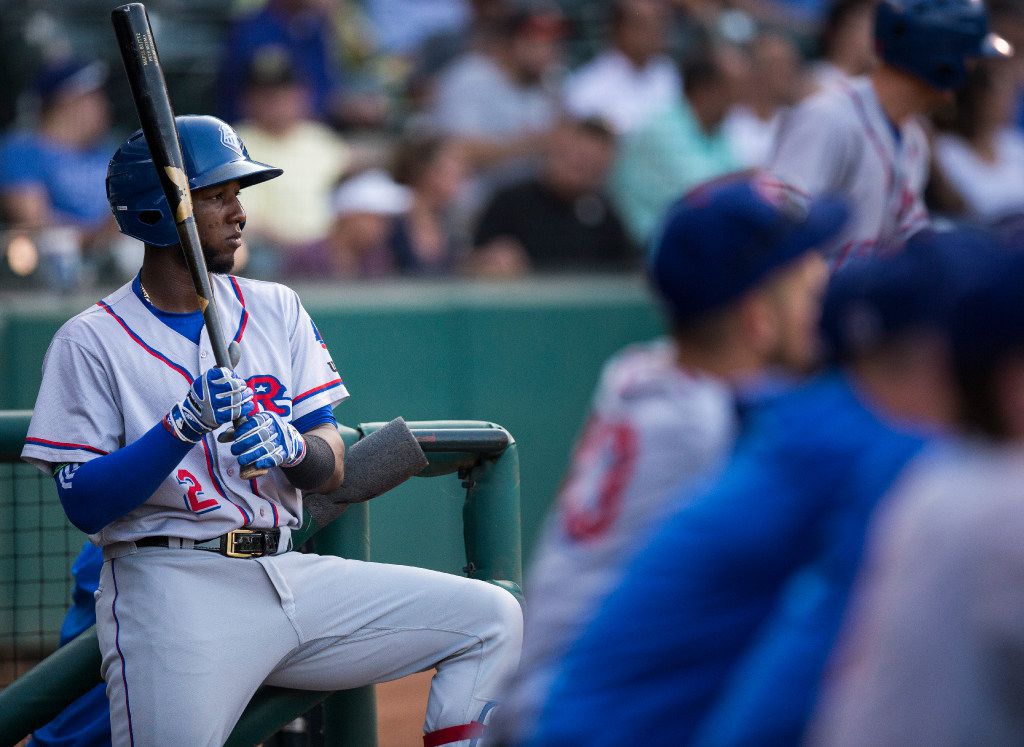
[0,133,112,229]
[0,59,114,231]
[217,0,344,125]
[365,0,470,55]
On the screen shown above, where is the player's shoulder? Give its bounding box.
[52,282,134,343]
[596,338,723,405]
[790,82,860,124]
[223,274,300,309]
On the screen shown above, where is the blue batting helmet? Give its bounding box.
[874,0,1012,91]
[106,115,282,247]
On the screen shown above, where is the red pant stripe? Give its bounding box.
[423,721,486,747]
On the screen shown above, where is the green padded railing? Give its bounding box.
[0,413,522,746]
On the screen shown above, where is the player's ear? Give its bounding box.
[738,289,779,357]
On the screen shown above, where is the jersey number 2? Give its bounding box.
[177,469,221,514]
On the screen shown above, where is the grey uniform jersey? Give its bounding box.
[811,441,1024,745]
[769,77,930,268]
[22,274,348,546]
[493,339,738,741]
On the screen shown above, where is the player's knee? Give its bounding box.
[475,581,524,656]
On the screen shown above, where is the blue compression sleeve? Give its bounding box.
[55,420,194,535]
[292,404,336,434]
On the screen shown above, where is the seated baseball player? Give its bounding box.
[491,171,847,745]
[810,244,1024,744]
[21,115,522,747]
[532,228,998,746]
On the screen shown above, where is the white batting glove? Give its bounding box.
[230,410,307,471]
[166,367,255,444]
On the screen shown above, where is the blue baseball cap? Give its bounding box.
[950,244,1024,374]
[820,226,1007,362]
[33,59,108,105]
[649,173,848,322]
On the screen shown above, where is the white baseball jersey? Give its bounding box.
[24,273,524,746]
[768,77,930,268]
[22,273,347,544]
[492,339,738,741]
[811,441,1024,745]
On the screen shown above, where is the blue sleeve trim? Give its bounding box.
[55,420,193,535]
[292,404,337,434]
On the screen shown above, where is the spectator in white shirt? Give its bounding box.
[725,32,807,167]
[934,60,1024,225]
[563,0,680,134]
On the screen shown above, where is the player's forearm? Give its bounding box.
[282,424,345,493]
[55,420,193,534]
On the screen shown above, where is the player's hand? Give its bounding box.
[166,367,255,444]
[230,411,306,471]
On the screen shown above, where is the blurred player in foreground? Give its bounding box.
[532,230,992,746]
[689,228,1005,746]
[490,171,845,745]
[21,115,521,746]
[811,245,1024,744]
[769,0,1011,267]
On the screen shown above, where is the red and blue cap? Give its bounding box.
[649,173,848,322]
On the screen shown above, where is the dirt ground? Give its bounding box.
[376,671,433,746]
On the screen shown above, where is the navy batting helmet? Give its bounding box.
[874,0,1012,91]
[106,115,282,247]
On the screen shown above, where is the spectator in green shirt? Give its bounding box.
[611,45,747,247]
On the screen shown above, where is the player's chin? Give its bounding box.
[204,246,236,274]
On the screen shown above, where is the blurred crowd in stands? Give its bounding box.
[2,0,1024,290]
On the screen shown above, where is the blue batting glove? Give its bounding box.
[230,410,306,471]
[166,367,255,444]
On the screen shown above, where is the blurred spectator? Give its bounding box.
[406,0,513,110]
[563,0,681,134]
[810,0,878,91]
[467,118,636,276]
[232,51,352,276]
[934,61,1024,224]
[0,58,120,289]
[428,2,565,215]
[0,59,112,231]
[288,169,411,279]
[724,31,806,167]
[217,0,387,130]
[388,132,468,275]
[610,45,746,246]
[366,0,471,56]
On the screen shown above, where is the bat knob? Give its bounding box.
[217,427,236,443]
[240,464,269,479]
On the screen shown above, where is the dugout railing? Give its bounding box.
[0,411,523,746]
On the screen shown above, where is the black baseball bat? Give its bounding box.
[111,3,266,478]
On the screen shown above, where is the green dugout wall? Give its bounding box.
[0,277,662,567]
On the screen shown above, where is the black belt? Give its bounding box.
[136,528,283,558]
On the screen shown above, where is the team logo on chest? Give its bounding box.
[247,375,291,416]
